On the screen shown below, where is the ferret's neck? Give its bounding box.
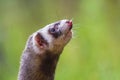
[18,50,60,80]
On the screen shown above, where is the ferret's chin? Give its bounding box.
[65,30,72,38]
[63,30,72,45]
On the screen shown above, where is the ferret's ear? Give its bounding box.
[34,32,48,49]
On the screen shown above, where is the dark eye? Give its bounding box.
[49,27,62,38]
[49,28,56,33]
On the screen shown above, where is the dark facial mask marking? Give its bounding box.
[49,22,62,38]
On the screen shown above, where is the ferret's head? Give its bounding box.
[32,19,73,54]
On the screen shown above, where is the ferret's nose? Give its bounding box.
[66,20,72,30]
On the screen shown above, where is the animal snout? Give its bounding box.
[66,20,72,30]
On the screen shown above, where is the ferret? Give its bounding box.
[18,19,73,80]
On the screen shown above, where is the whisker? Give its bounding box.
[73,27,81,29]
[72,29,80,39]
[72,23,81,31]
[71,21,81,39]
[74,24,80,26]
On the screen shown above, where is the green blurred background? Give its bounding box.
[0,0,120,80]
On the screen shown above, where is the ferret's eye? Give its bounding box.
[49,25,62,38]
[49,28,56,33]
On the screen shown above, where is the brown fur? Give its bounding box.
[18,36,62,80]
[18,19,72,80]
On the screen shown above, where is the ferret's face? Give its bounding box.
[33,19,73,54]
